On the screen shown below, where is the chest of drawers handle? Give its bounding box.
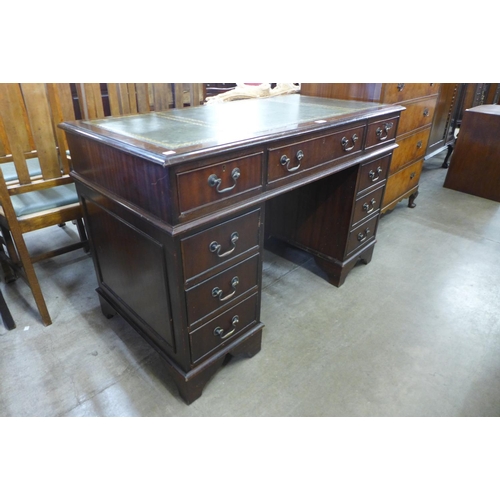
[280,150,304,172]
[207,168,241,194]
[369,166,383,182]
[375,122,393,140]
[341,134,359,151]
[209,231,239,257]
[423,108,430,117]
[397,83,405,92]
[212,276,239,302]
[213,315,239,340]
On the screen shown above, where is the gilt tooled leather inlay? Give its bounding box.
[84,95,379,151]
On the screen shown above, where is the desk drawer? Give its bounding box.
[383,83,439,103]
[352,185,384,226]
[346,214,379,256]
[397,98,436,136]
[390,129,430,174]
[181,208,261,282]
[189,293,259,363]
[356,155,391,194]
[185,254,259,326]
[177,152,263,215]
[365,117,399,149]
[267,125,365,183]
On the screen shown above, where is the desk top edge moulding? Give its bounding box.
[60,95,404,404]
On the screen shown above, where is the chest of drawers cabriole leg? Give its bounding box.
[60,95,403,404]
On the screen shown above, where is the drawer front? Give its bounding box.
[383,159,424,206]
[356,154,391,194]
[383,83,440,103]
[181,208,261,282]
[397,98,437,136]
[365,117,399,149]
[352,185,385,226]
[267,125,365,183]
[185,254,259,326]
[177,152,263,215]
[346,214,379,256]
[390,129,430,174]
[189,293,259,363]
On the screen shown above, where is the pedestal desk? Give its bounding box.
[60,95,403,404]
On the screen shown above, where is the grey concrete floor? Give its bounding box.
[1,150,499,417]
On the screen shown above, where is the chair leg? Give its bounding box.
[0,227,19,282]
[8,229,52,326]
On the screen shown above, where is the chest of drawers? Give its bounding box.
[61,95,402,404]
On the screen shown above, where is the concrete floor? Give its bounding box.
[1,150,499,417]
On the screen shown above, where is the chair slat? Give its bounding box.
[77,83,105,120]
[0,84,32,184]
[174,83,184,108]
[0,113,10,157]
[21,84,61,180]
[125,83,138,115]
[151,83,173,111]
[136,84,150,113]
[46,83,75,175]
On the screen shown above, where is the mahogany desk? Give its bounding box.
[60,95,403,404]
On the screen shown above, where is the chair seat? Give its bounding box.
[11,183,79,217]
[0,158,43,182]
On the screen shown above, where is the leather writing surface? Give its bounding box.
[83,95,379,152]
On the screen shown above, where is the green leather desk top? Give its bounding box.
[81,95,388,151]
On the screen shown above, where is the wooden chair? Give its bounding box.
[0,83,88,326]
[73,83,205,119]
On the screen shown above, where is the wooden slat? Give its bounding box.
[46,83,75,175]
[174,83,184,108]
[152,83,173,111]
[0,84,32,184]
[107,83,121,116]
[189,83,203,106]
[125,83,138,115]
[136,84,150,113]
[21,83,61,180]
[0,113,10,157]
[77,83,105,120]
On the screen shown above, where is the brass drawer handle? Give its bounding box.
[423,108,430,117]
[357,228,371,242]
[212,276,239,302]
[416,141,423,149]
[369,166,383,182]
[208,167,241,194]
[363,198,377,214]
[397,83,405,92]
[341,134,359,152]
[209,231,239,258]
[280,150,304,172]
[213,315,239,340]
[410,172,416,179]
[375,122,393,141]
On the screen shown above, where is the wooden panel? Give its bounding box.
[300,83,383,102]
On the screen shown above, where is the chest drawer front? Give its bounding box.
[346,213,379,256]
[365,117,399,149]
[177,152,263,215]
[390,129,430,174]
[267,125,365,183]
[185,254,259,326]
[356,154,391,194]
[189,293,259,363]
[352,185,384,226]
[383,158,424,206]
[383,83,439,103]
[397,98,437,136]
[181,208,261,282]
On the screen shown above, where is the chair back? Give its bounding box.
[74,83,204,120]
[0,83,76,191]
